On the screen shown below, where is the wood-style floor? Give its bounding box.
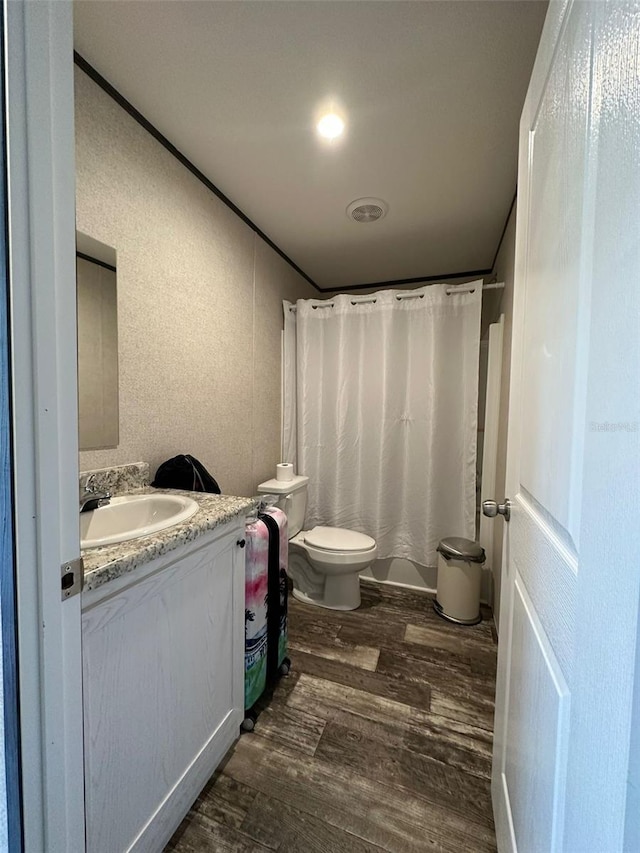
[166,581,498,853]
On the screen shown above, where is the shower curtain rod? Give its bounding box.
[287,281,505,311]
[446,280,505,295]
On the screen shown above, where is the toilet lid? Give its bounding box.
[304,526,376,552]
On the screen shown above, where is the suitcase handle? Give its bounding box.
[237,538,246,549]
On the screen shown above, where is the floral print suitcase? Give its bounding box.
[243,506,290,729]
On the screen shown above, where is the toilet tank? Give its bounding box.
[256,474,308,538]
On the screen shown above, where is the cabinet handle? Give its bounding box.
[237,539,246,549]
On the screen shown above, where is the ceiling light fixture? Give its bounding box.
[317,113,345,140]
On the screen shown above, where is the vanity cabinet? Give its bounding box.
[81,519,245,853]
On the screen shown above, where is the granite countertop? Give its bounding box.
[82,487,256,593]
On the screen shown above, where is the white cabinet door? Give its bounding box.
[492,3,640,851]
[82,524,245,853]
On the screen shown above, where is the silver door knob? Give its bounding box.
[482,499,511,522]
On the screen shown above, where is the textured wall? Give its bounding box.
[75,68,316,496]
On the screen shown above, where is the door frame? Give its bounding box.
[6,1,85,849]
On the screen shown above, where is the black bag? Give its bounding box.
[152,454,221,494]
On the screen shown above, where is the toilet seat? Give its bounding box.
[304,526,376,553]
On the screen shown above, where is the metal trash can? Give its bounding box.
[433,537,486,626]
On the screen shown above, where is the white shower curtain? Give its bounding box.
[283,283,481,567]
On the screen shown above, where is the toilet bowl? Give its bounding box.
[256,475,377,611]
[289,527,377,610]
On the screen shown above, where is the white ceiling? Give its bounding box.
[73,1,547,290]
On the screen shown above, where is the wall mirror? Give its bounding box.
[76,232,119,450]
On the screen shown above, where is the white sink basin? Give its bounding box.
[80,493,199,549]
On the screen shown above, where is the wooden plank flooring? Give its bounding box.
[166,581,498,852]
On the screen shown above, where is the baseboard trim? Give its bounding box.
[361,575,437,596]
[362,567,493,606]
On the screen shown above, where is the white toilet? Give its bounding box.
[256,474,377,611]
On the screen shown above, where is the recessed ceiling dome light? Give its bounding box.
[317,113,345,140]
[346,198,388,223]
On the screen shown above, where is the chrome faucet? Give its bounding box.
[79,473,111,513]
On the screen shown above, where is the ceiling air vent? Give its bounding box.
[346,197,388,223]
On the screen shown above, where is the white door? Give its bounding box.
[490,2,640,851]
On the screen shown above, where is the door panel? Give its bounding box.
[511,494,576,679]
[519,5,591,546]
[493,2,640,851]
[504,578,569,853]
[495,11,591,846]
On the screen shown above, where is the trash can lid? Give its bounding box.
[437,537,485,563]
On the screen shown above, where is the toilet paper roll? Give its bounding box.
[276,463,294,482]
